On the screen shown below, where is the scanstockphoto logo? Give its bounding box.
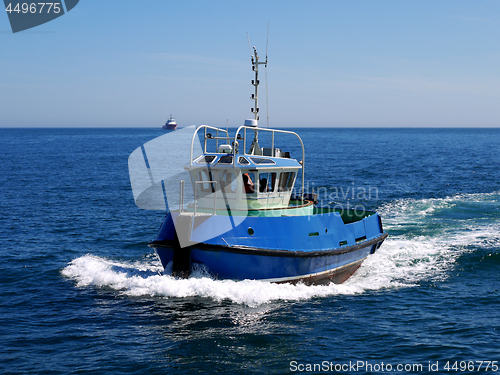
[4,0,79,33]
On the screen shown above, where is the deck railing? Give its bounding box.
[189,125,306,204]
[190,125,230,166]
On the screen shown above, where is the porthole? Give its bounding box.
[247,227,255,236]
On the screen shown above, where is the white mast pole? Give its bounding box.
[251,47,267,122]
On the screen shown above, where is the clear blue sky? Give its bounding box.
[1,1,499,127]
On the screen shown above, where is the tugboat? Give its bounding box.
[162,115,177,130]
[130,46,387,284]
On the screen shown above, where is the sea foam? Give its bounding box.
[62,193,500,307]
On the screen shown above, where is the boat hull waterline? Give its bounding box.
[151,235,386,285]
[149,207,387,285]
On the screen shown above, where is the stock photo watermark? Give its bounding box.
[4,0,79,33]
[289,360,499,373]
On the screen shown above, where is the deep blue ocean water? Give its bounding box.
[1,127,499,374]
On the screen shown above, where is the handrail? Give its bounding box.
[179,180,185,213]
[189,124,306,205]
[233,125,305,204]
[190,125,230,166]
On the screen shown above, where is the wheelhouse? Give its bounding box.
[185,124,305,213]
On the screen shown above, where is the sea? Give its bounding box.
[1,127,499,374]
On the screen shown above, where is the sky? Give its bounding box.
[1,1,500,128]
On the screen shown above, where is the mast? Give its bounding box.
[247,46,268,155]
[250,46,267,121]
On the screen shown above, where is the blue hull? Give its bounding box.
[149,208,387,284]
[153,241,382,284]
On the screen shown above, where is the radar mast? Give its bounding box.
[250,46,267,121]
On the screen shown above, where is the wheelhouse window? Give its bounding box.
[250,157,276,165]
[217,155,233,164]
[259,172,277,193]
[197,155,216,164]
[238,156,250,165]
[278,171,296,192]
[242,172,255,194]
[220,171,237,194]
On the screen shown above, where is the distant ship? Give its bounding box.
[162,115,177,130]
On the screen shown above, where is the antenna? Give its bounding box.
[266,65,269,129]
[247,33,269,155]
[266,20,269,65]
[247,33,252,57]
[266,21,269,128]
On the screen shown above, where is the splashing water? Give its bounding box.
[62,193,500,307]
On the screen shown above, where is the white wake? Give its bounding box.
[62,192,500,307]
